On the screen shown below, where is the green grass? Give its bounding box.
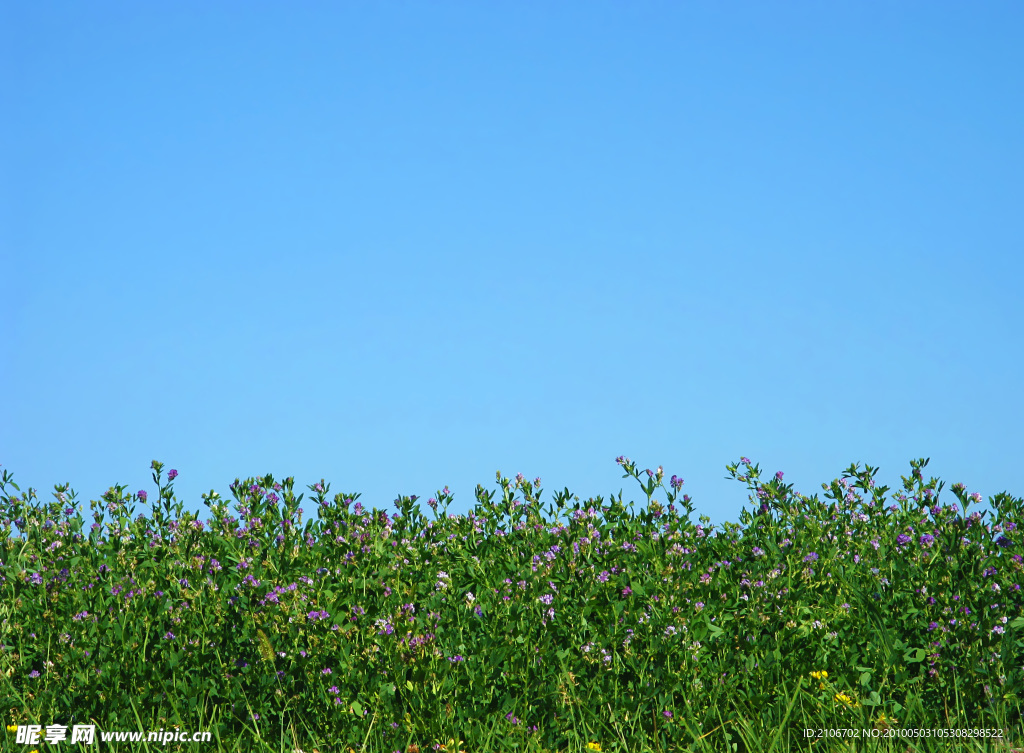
[1,456,1022,752]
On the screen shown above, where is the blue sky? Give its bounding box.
[2,2,1022,529]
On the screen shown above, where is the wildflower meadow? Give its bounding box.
[1,456,1022,752]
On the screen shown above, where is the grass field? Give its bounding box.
[2,456,1022,752]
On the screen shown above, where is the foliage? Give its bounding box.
[1,456,1023,752]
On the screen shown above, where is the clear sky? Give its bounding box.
[2,2,1022,530]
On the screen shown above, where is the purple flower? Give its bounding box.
[168,469,178,481]
[775,471,784,481]
[803,552,818,563]
[896,534,912,546]
[622,587,633,596]
[741,457,750,464]
[164,631,175,641]
[138,490,147,502]
[329,685,339,695]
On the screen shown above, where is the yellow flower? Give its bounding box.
[587,744,603,751]
[874,713,897,731]
[6,725,18,733]
[809,670,828,680]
